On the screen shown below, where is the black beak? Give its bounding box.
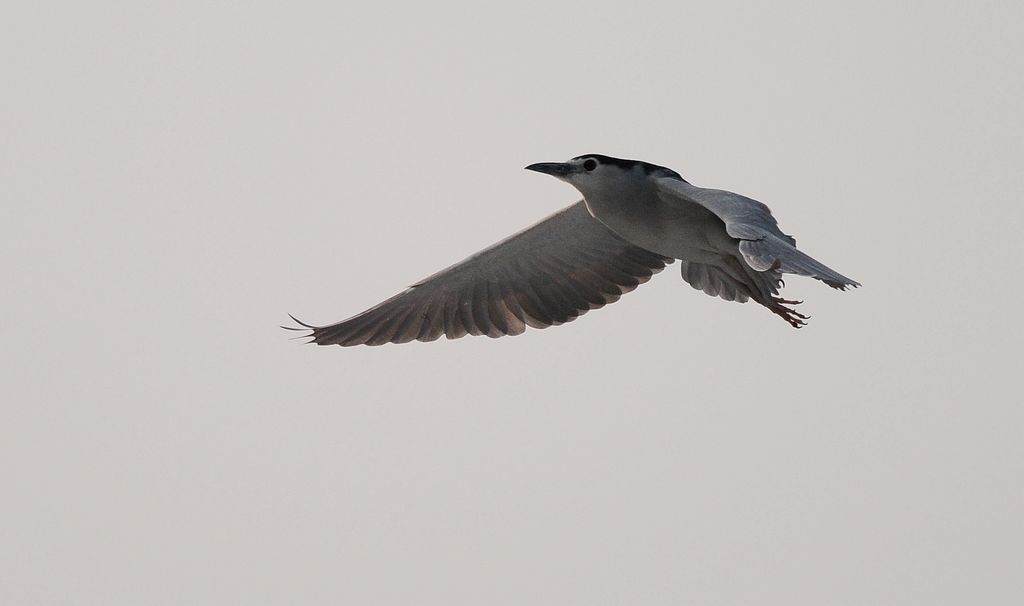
[524,162,572,177]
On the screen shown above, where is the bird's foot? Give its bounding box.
[769,297,810,328]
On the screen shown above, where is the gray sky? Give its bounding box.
[3,1,1022,604]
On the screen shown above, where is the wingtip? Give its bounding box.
[286,313,317,329]
[282,314,321,345]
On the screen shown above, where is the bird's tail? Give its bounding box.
[739,234,860,290]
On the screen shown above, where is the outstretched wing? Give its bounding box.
[656,178,859,290]
[288,201,673,346]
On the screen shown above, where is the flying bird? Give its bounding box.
[287,154,858,346]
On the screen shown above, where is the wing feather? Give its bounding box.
[291,201,672,346]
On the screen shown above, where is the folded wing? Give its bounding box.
[289,201,673,346]
[656,178,859,290]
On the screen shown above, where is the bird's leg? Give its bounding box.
[726,256,807,328]
[768,296,810,329]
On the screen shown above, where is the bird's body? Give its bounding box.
[578,163,750,263]
[288,154,859,346]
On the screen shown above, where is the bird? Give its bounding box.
[286,154,859,346]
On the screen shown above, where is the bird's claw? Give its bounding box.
[770,297,810,328]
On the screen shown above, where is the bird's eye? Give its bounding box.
[583,159,598,171]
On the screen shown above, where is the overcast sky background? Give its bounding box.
[3,2,1023,604]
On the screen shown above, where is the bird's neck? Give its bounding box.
[581,179,655,227]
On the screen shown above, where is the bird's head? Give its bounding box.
[525,154,684,199]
